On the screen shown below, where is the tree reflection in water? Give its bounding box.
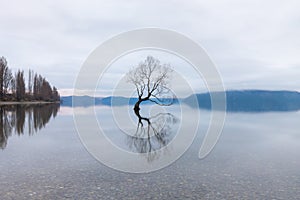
[127,109,179,162]
[0,104,60,149]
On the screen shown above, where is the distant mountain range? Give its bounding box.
[60,90,300,112]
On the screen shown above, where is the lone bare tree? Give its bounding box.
[126,56,174,112]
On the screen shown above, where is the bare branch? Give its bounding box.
[126,56,174,109]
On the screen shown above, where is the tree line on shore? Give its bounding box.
[0,56,60,102]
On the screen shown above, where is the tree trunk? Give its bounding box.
[134,96,150,113]
[134,100,142,113]
[133,100,151,126]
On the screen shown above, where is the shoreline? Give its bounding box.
[0,101,60,105]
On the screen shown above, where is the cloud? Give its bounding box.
[0,0,299,96]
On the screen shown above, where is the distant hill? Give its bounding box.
[61,90,300,112]
[184,90,300,112]
[60,96,99,107]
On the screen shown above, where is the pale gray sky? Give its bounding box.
[1,0,299,96]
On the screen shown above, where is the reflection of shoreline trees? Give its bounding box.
[127,110,179,162]
[0,104,60,149]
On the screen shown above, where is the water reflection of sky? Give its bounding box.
[1,105,300,199]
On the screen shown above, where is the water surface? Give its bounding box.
[0,104,300,199]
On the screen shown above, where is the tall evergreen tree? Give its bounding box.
[15,70,25,101]
[0,57,8,99]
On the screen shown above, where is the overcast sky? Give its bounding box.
[1,0,299,96]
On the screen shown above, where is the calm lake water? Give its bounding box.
[1,104,300,199]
